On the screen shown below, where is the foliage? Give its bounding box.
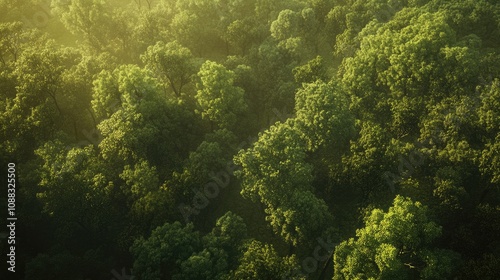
[3,0,500,279]
[195,60,247,129]
[333,196,460,279]
[141,40,198,97]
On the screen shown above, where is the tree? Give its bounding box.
[480,133,500,186]
[234,79,356,245]
[292,55,327,84]
[225,17,266,55]
[131,221,202,280]
[58,51,117,137]
[478,79,500,136]
[6,1,500,279]
[270,8,320,61]
[34,140,118,252]
[0,21,42,67]
[338,8,485,146]
[195,60,247,130]
[215,0,265,55]
[324,0,410,56]
[479,79,500,187]
[119,159,166,226]
[235,119,331,246]
[340,120,397,197]
[246,39,297,125]
[170,0,222,56]
[14,42,79,115]
[231,240,301,279]
[92,64,195,169]
[171,131,231,200]
[209,211,248,248]
[1,42,80,158]
[205,211,248,269]
[141,40,197,97]
[294,80,354,152]
[435,0,500,47]
[131,212,251,280]
[52,0,112,51]
[333,196,460,280]
[173,211,248,280]
[133,1,176,51]
[271,9,302,42]
[174,247,229,280]
[94,65,160,163]
[107,8,136,61]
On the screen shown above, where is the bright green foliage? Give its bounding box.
[325,0,413,57]
[235,119,331,245]
[141,40,197,97]
[1,42,79,157]
[294,80,354,151]
[479,81,499,186]
[480,133,500,185]
[333,196,459,280]
[271,9,302,41]
[120,160,161,217]
[231,240,301,279]
[270,8,319,60]
[95,65,161,162]
[235,120,311,203]
[478,79,500,134]
[195,60,247,129]
[341,10,480,131]
[292,55,327,84]
[93,64,193,168]
[91,68,121,121]
[419,95,480,164]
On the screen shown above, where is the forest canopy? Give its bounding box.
[1,0,500,279]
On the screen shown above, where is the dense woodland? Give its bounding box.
[1,0,500,279]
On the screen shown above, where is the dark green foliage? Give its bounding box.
[131,221,202,279]
[3,0,500,279]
